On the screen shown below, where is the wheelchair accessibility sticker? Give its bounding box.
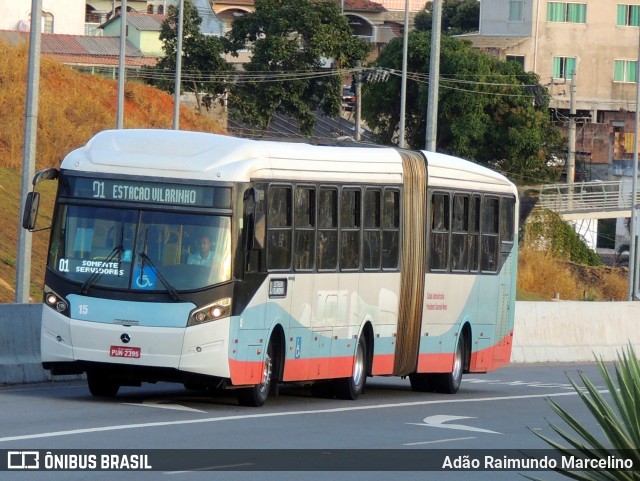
[133,266,156,290]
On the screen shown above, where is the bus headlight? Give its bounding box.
[188,297,231,326]
[44,288,69,315]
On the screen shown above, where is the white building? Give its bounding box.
[0,0,86,35]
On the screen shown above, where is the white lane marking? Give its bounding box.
[0,390,601,443]
[121,401,206,413]
[403,436,476,446]
[406,415,501,434]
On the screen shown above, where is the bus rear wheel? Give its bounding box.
[237,339,274,407]
[87,371,120,397]
[334,335,367,400]
[432,333,465,394]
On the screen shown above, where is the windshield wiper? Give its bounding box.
[139,229,182,302]
[80,224,125,295]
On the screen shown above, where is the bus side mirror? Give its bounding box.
[23,191,40,231]
[32,168,58,186]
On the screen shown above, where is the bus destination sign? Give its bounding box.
[67,177,230,208]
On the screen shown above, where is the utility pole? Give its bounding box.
[398,0,410,149]
[116,0,127,129]
[15,0,42,303]
[173,0,184,130]
[628,29,640,300]
[355,62,362,141]
[567,69,576,186]
[425,0,442,151]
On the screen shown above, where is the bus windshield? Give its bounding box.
[48,205,231,292]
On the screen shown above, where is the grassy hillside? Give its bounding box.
[518,209,628,301]
[0,42,225,303]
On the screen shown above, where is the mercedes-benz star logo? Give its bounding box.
[120,333,131,344]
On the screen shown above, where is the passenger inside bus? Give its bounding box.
[187,234,214,265]
[186,230,232,284]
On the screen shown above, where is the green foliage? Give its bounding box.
[226,0,370,134]
[531,344,640,480]
[149,0,232,112]
[522,209,602,266]
[415,0,480,35]
[361,32,562,183]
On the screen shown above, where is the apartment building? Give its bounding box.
[460,0,640,179]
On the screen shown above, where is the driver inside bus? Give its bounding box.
[187,234,214,266]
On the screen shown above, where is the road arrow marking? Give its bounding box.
[407,415,501,434]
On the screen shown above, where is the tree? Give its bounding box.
[226,0,370,135]
[151,1,232,113]
[414,0,480,35]
[361,32,563,183]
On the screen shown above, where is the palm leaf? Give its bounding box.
[531,344,639,480]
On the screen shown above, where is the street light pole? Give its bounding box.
[425,0,442,151]
[15,0,42,303]
[567,70,576,187]
[116,0,127,129]
[173,0,184,130]
[398,0,410,149]
[628,27,640,300]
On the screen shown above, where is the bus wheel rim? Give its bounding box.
[352,340,365,387]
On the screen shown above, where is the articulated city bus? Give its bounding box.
[24,129,518,406]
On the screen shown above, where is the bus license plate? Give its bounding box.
[109,346,141,358]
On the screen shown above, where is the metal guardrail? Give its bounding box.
[538,180,637,215]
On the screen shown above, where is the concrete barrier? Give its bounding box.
[1,302,639,385]
[0,303,50,384]
[512,301,640,363]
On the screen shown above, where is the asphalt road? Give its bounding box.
[0,362,623,481]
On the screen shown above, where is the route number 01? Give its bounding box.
[58,259,70,272]
[93,180,106,198]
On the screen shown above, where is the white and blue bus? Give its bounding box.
[24,129,518,406]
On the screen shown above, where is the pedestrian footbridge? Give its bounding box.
[538,180,638,220]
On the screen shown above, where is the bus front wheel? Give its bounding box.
[334,335,367,400]
[237,339,274,407]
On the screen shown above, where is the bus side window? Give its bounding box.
[469,195,481,271]
[294,186,315,271]
[382,189,400,269]
[340,188,361,270]
[266,185,292,271]
[429,192,450,271]
[500,197,515,243]
[363,189,381,270]
[481,197,499,272]
[317,187,338,270]
[451,194,469,272]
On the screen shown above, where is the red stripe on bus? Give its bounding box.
[283,356,353,382]
[417,352,455,373]
[469,331,513,373]
[229,331,513,385]
[228,358,265,386]
[371,354,395,375]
